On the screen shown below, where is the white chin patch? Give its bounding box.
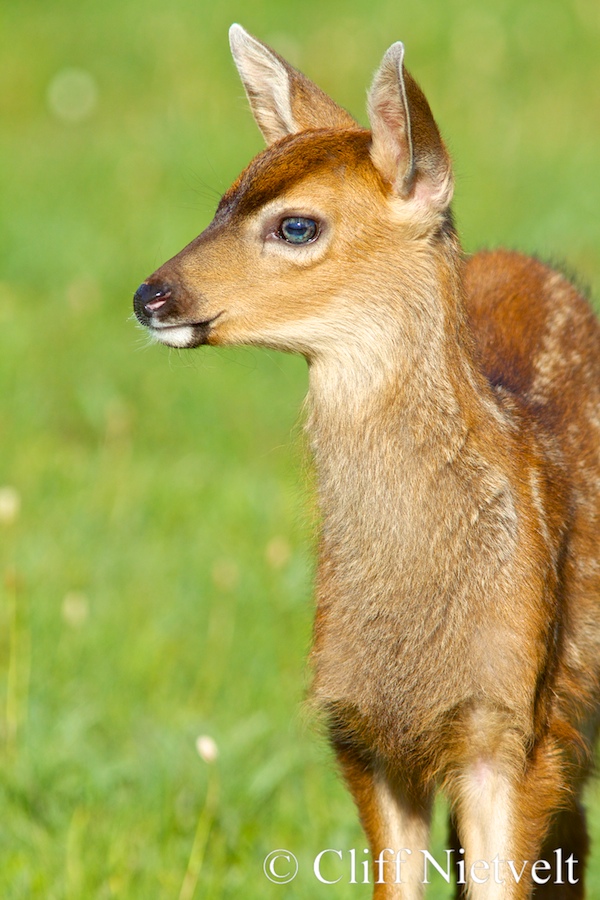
[151,325,195,348]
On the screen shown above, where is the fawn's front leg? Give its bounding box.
[448,734,577,899]
[334,740,433,899]
[450,758,523,900]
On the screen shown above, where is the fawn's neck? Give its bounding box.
[305,250,507,568]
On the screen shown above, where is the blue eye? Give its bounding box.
[279,217,319,244]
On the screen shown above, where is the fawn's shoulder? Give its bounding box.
[464,248,600,408]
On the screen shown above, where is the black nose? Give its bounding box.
[133,282,173,322]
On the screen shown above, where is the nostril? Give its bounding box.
[133,282,173,319]
[145,290,172,313]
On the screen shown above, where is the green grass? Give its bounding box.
[1,0,600,896]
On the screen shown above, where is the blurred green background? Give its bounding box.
[1,0,600,896]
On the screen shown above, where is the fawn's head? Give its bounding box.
[134,25,456,359]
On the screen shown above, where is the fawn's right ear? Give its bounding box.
[368,42,453,209]
[229,24,357,145]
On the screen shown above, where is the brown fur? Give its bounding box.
[134,28,600,898]
[215,128,374,220]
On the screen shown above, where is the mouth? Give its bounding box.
[146,313,223,349]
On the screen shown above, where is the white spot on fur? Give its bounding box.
[528,467,551,551]
[529,285,577,404]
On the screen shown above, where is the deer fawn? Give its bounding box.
[134,25,600,898]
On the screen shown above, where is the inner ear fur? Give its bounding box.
[229,24,358,145]
[368,42,453,209]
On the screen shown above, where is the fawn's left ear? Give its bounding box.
[229,24,358,145]
[368,42,453,209]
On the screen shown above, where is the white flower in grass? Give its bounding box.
[0,487,20,525]
[47,68,98,123]
[196,735,219,764]
[62,591,90,628]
